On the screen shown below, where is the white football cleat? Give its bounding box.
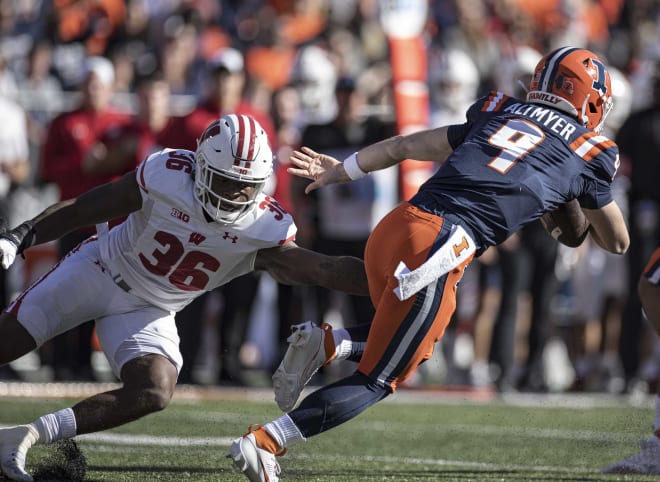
[601,436,660,474]
[0,425,38,482]
[272,321,334,412]
[227,431,281,482]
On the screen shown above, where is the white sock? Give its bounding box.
[331,328,352,360]
[32,408,77,444]
[263,414,305,448]
[653,396,660,436]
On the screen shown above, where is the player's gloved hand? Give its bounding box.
[0,237,18,269]
[0,221,36,269]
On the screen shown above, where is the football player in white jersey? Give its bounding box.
[0,114,369,482]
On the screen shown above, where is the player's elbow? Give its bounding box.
[603,233,630,255]
[612,236,630,255]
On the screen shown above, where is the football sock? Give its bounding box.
[345,323,371,362]
[653,396,660,437]
[330,327,352,362]
[32,408,77,444]
[263,414,305,452]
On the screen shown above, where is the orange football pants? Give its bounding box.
[359,202,475,391]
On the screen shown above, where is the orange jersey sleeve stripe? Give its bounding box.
[569,132,616,161]
[481,91,508,112]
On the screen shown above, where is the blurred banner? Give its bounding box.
[380,0,433,201]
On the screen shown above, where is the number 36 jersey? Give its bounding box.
[411,91,619,251]
[98,148,296,312]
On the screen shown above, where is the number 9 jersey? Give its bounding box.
[98,148,297,312]
[410,90,619,252]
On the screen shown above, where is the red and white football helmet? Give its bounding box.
[195,114,273,224]
[527,47,613,133]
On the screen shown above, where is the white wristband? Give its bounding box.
[343,152,368,180]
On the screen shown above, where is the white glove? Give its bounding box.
[0,237,18,269]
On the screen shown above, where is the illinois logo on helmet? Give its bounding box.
[195,114,273,224]
[526,47,614,133]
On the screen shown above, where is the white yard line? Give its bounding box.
[73,438,599,475]
[18,419,628,447]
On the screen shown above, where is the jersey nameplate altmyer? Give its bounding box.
[503,102,577,141]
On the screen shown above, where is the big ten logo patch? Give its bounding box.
[171,208,190,223]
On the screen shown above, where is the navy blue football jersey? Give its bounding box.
[410,91,619,250]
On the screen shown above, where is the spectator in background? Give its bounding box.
[566,66,632,392]
[289,45,339,129]
[293,76,394,382]
[0,51,18,99]
[428,47,480,127]
[39,56,131,381]
[15,40,64,178]
[169,47,276,150]
[158,21,199,97]
[48,0,126,57]
[0,95,29,380]
[265,85,307,370]
[168,47,277,385]
[92,69,176,178]
[616,60,660,393]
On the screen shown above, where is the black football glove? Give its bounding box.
[0,221,36,269]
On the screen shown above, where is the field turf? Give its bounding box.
[0,384,655,481]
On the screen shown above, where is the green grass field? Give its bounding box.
[0,385,656,481]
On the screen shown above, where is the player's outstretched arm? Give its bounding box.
[0,172,142,266]
[289,126,452,194]
[255,242,369,296]
[583,200,629,254]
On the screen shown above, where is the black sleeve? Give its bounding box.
[447,123,470,149]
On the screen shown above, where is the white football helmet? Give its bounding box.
[195,114,273,224]
[429,48,479,118]
[290,45,338,124]
[605,66,632,133]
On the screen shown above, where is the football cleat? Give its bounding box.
[0,425,38,482]
[272,321,334,412]
[601,436,660,474]
[227,429,282,482]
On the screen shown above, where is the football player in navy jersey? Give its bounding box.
[229,47,630,482]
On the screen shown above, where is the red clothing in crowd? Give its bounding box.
[40,107,131,201]
[168,100,277,152]
[103,116,181,169]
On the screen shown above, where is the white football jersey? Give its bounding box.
[98,148,296,312]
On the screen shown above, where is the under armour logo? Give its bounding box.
[189,232,206,245]
[223,232,238,243]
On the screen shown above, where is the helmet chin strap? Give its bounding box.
[579,95,590,128]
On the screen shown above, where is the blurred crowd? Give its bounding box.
[0,0,659,395]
